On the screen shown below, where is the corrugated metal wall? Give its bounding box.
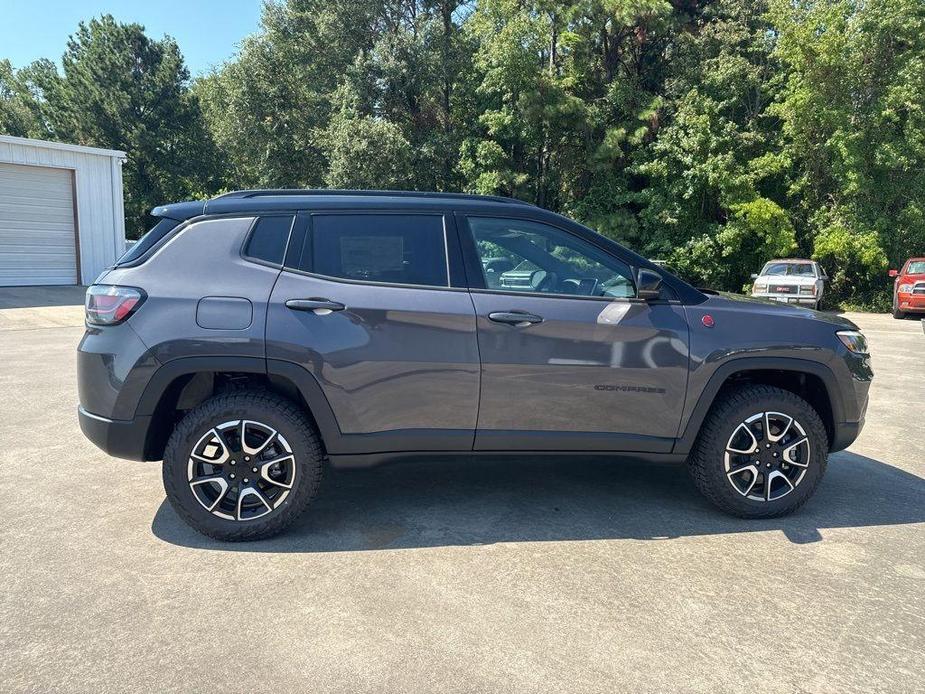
[0,136,125,285]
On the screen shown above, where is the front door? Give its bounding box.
[266,211,480,454]
[460,215,690,453]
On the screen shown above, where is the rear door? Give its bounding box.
[266,211,480,454]
[458,214,690,453]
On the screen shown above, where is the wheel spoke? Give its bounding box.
[726,463,759,497]
[782,437,810,467]
[190,475,230,511]
[765,412,793,443]
[726,422,759,455]
[190,428,230,465]
[765,469,795,501]
[237,485,273,521]
[259,455,295,489]
[241,420,278,457]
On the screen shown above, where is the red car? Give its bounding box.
[890,257,925,318]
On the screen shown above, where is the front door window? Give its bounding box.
[467,217,636,298]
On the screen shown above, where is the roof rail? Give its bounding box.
[212,189,534,206]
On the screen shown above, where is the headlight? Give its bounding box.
[799,285,816,295]
[898,283,913,294]
[753,282,767,293]
[836,330,869,355]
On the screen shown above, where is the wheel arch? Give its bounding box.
[674,358,844,456]
[135,357,342,460]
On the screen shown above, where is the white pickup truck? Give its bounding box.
[750,259,828,309]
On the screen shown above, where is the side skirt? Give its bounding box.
[329,450,688,469]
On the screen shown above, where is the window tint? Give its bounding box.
[244,216,293,265]
[466,217,636,298]
[307,215,448,287]
[116,218,179,265]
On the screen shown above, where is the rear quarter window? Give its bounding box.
[116,218,179,265]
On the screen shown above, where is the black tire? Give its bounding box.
[892,300,906,319]
[687,385,828,518]
[163,390,324,541]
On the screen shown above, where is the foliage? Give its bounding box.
[0,16,219,237]
[812,221,889,309]
[2,1,924,305]
[670,197,797,290]
[770,0,925,305]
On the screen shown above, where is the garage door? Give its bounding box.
[0,162,78,286]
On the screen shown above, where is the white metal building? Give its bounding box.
[0,135,126,286]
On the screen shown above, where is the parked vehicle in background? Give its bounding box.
[750,259,827,309]
[889,258,925,319]
[77,190,871,541]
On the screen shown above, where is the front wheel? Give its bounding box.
[162,391,324,541]
[688,385,828,518]
[892,299,906,319]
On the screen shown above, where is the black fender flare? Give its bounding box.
[673,357,844,456]
[134,355,344,453]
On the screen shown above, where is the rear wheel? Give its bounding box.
[162,391,324,541]
[688,385,828,518]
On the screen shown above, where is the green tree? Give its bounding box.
[0,59,45,137]
[197,0,474,192]
[0,16,218,237]
[771,0,925,305]
[633,0,790,285]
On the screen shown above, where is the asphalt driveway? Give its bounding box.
[0,288,922,693]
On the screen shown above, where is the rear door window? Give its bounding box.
[243,215,294,265]
[300,214,448,287]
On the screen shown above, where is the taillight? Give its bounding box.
[85,285,146,325]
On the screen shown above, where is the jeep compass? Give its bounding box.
[77,190,872,540]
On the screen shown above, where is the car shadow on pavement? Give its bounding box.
[151,451,925,552]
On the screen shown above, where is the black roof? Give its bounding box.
[152,189,533,222]
[148,189,706,305]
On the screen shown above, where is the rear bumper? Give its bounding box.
[78,406,152,461]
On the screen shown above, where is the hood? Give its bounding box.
[702,292,858,329]
[898,273,925,282]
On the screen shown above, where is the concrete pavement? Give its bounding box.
[0,288,922,693]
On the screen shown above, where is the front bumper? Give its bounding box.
[896,294,925,312]
[78,406,152,461]
[751,292,817,305]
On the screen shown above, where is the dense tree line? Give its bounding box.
[2,0,924,308]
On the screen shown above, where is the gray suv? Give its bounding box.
[77,190,872,541]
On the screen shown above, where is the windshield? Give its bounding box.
[762,262,815,277]
[906,261,925,274]
[116,218,180,265]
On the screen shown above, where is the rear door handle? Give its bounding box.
[285,298,346,315]
[488,311,543,327]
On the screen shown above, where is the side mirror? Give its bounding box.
[750,273,759,280]
[637,268,663,300]
[888,269,898,277]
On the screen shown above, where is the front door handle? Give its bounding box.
[285,298,346,315]
[488,311,543,327]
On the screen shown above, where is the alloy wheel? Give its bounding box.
[723,411,811,502]
[187,419,296,521]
